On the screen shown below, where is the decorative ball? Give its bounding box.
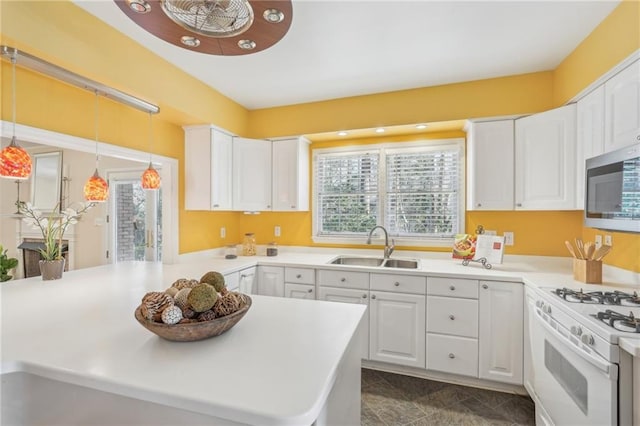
[198,310,216,321]
[200,271,226,292]
[174,288,192,311]
[172,278,200,291]
[161,305,183,325]
[165,287,179,298]
[187,283,219,313]
[140,292,174,322]
[182,307,196,319]
[213,291,244,317]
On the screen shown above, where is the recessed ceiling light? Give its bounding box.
[180,36,200,47]
[263,8,285,23]
[337,131,348,136]
[375,128,385,133]
[416,124,428,129]
[127,0,151,13]
[238,39,257,50]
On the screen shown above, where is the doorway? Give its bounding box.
[107,170,162,263]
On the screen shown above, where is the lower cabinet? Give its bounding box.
[285,283,315,299]
[224,271,240,292]
[478,280,524,385]
[238,266,257,294]
[426,333,479,377]
[369,291,425,368]
[256,266,284,297]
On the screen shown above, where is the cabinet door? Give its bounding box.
[210,129,233,210]
[284,283,315,299]
[224,271,239,292]
[318,286,370,359]
[466,120,515,210]
[515,104,577,210]
[233,137,272,211]
[239,267,256,294]
[272,138,310,211]
[257,266,284,297]
[478,281,523,385]
[369,291,425,368]
[604,60,640,153]
[577,86,605,209]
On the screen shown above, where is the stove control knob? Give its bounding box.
[581,334,595,346]
[535,300,544,309]
[543,305,552,315]
[570,325,583,336]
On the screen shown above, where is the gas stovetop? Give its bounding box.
[553,288,640,307]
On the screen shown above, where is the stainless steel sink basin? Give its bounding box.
[328,256,419,269]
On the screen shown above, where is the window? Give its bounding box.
[313,139,464,246]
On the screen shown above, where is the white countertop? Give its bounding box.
[0,262,366,425]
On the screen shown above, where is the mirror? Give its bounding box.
[30,151,62,212]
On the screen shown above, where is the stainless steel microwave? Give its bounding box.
[584,142,640,233]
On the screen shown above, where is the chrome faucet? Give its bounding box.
[366,226,395,258]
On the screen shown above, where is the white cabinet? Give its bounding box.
[515,104,577,210]
[577,85,605,209]
[224,271,240,292]
[426,333,479,378]
[272,137,310,211]
[604,60,640,152]
[369,290,425,368]
[233,137,272,211]
[478,281,523,385]
[284,267,315,299]
[184,126,233,210]
[257,266,284,297]
[285,283,315,299]
[466,120,515,210]
[238,266,256,294]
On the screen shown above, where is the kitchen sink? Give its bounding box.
[328,256,419,269]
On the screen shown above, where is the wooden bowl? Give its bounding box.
[135,294,252,342]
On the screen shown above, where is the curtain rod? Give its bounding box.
[1,45,160,114]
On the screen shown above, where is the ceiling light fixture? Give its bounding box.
[0,53,32,179]
[141,113,161,190]
[84,92,109,202]
[114,0,292,55]
[416,124,428,130]
[375,128,385,134]
[127,0,151,13]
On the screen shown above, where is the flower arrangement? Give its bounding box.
[17,201,95,261]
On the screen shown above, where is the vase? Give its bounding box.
[39,259,65,280]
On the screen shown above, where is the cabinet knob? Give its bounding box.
[482,284,488,289]
[296,274,302,279]
[213,204,219,208]
[477,203,481,207]
[291,205,296,209]
[449,314,455,320]
[371,294,376,299]
[448,353,455,359]
[394,282,400,287]
[307,288,313,293]
[266,205,271,209]
[449,285,455,291]
[240,274,246,279]
[341,277,346,282]
[516,203,523,207]
[362,294,367,299]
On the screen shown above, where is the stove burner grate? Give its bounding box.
[554,288,640,307]
[595,310,640,333]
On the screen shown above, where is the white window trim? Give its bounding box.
[312,138,465,247]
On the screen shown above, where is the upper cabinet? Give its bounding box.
[576,85,605,209]
[515,104,577,210]
[604,60,640,152]
[233,137,272,212]
[272,137,310,212]
[184,125,233,210]
[466,120,514,210]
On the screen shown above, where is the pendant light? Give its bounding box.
[141,112,161,190]
[0,54,32,179]
[83,91,109,202]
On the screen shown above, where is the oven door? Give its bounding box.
[528,298,618,426]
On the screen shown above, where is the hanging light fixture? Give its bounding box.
[84,91,109,202]
[141,112,161,190]
[0,53,32,179]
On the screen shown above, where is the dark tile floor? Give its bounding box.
[361,368,536,426]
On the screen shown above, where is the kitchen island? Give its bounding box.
[0,262,366,425]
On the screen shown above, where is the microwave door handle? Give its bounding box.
[535,308,617,379]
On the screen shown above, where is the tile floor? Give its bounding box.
[361,368,536,426]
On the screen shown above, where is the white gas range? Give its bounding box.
[525,285,639,426]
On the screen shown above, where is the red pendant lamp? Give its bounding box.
[141,112,160,190]
[0,54,32,179]
[84,92,109,202]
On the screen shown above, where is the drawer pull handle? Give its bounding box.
[449,315,455,320]
[371,294,376,299]
[448,353,455,359]
[362,294,367,299]
[296,274,302,279]
[482,284,488,289]
[213,204,219,208]
[291,205,296,209]
[449,285,455,291]
[394,282,400,287]
[341,278,346,282]
[307,288,313,293]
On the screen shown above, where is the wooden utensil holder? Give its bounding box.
[573,259,602,284]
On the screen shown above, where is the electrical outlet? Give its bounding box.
[604,235,612,246]
[220,227,226,238]
[484,230,497,235]
[595,235,603,249]
[504,231,514,246]
[275,226,281,237]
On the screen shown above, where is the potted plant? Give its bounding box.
[0,244,19,282]
[17,201,94,280]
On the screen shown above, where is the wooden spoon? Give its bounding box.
[585,242,595,260]
[574,238,584,259]
[565,240,577,258]
[594,245,612,261]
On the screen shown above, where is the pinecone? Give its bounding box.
[174,288,192,311]
[182,308,196,319]
[198,310,217,322]
[213,291,243,317]
[140,292,174,322]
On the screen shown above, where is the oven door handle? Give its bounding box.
[535,308,616,378]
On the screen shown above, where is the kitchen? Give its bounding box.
[1,0,639,425]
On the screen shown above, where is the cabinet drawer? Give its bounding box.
[224,272,239,291]
[318,270,369,290]
[427,296,478,338]
[426,333,478,378]
[427,277,478,299]
[285,267,316,285]
[284,283,315,299]
[370,273,426,295]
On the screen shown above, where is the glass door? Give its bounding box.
[107,170,162,263]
